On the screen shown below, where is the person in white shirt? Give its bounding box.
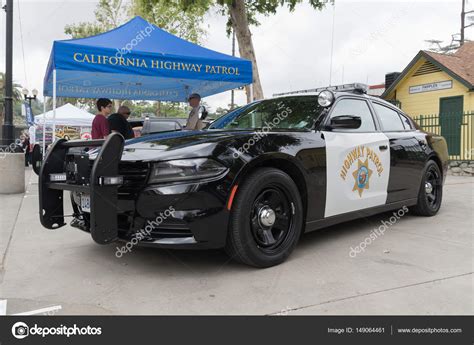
[185,93,206,130]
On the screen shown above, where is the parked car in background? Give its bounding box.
[129,118,187,137]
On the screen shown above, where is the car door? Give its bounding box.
[322,97,391,218]
[371,102,426,203]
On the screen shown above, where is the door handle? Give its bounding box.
[379,145,388,151]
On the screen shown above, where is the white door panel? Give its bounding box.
[323,131,390,218]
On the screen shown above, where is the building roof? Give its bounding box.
[424,42,474,85]
[369,83,386,89]
[382,42,474,98]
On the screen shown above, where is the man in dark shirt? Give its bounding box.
[92,98,112,139]
[108,106,134,139]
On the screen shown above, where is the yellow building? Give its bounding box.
[383,42,474,160]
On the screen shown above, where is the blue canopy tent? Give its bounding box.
[41,16,252,154]
[44,16,252,101]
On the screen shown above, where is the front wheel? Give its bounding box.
[412,160,443,216]
[225,168,303,268]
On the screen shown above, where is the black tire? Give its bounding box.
[225,168,303,268]
[412,160,443,216]
[32,144,42,176]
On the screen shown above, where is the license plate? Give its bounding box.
[80,194,91,212]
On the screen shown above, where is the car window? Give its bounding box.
[373,103,405,131]
[214,97,323,130]
[399,113,413,130]
[148,121,180,133]
[329,99,376,132]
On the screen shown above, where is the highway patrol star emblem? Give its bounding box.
[352,158,373,197]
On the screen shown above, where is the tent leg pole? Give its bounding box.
[42,98,46,158]
[52,69,57,143]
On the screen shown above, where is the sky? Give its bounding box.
[0,0,472,113]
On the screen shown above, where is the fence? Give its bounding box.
[414,111,474,161]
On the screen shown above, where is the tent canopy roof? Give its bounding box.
[34,103,94,126]
[44,16,252,101]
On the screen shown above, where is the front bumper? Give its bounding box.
[39,134,231,250]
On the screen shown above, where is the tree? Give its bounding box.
[121,100,189,118]
[177,0,330,102]
[0,72,23,125]
[211,103,239,119]
[131,0,209,43]
[65,0,129,38]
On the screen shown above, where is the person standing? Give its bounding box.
[108,105,134,139]
[21,133,30,167]
[92,98,112,139]
[185,93,206,130]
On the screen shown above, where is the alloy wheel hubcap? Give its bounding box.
[258,207,276,227]
[425,182,433,195]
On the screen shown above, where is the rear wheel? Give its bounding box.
[412,160,443,216]
[225,168,303,268]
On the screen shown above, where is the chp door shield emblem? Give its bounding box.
[352,158,373,197]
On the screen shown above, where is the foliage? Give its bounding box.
[131,0,208,43]
[0,72,25,124]
[0,72,23,104]
[178,0,328,35]
[210,103,238,119]
[65,0,129,38]
[122,100,189,118]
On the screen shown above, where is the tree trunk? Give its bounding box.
[156,101,161,117]
[228,0,264,102]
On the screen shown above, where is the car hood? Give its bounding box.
[121,129,256,162]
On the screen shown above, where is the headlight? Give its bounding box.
[148,158,227,184]
[318,90,335,107]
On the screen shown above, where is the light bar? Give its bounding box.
[49,173,67,182]
[98,176,124,186]
[273,83,368,97]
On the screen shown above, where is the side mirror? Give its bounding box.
[328,115,361,130]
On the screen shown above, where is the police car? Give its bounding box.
[39,83,448,267]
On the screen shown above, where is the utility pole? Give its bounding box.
[461,0,474,46]
[230,29,236,110]
[461,0,466,45]
[2,0,14,145]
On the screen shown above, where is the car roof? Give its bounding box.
[129,117,187,122]
[271,92,404,114]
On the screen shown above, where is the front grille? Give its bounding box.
[149,221,193,238]
[117,217,193,240]
[118,161,150,198]
[65,152,92,185]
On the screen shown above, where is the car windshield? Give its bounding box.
[209,96,324,131]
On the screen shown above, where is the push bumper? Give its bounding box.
[39,133,125,244]
[39,133,231,249]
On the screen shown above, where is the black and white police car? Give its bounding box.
[39,83,448,267]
